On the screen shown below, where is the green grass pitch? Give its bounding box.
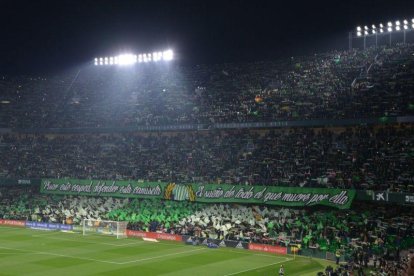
[0,226,334,275]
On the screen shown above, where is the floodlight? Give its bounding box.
[379,23,384,28]
[364,26,368,30]
[388,21,392,26]
[372,29,376,34]
[364,30,369,35]
[412,23,414,29]
[396,26,401,31]
[118,54,136,65]
[372,24,376,29]
[357,26,362,31]
[404,19,408,25]
[380,28,384,33]
[395,20,400,26]
[357,31,362,37]
[93,48,174,66]
[163,50,174,61]
[388,27,393,32]
[412,18,414,23]
[404,25,408,30]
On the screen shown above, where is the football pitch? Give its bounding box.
[0,226,333,275]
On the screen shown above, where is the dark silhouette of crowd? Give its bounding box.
[0,44,413,129]
[0,125,413,192]
[0,43,414,275]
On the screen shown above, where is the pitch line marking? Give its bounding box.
[31,235,146,247]
[0,245,121,265]
[0,245,206,266]
[119,248,207,264]
[223,257,292,276]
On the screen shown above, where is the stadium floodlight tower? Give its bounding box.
[94,49,174,66]
[349,17,414,50]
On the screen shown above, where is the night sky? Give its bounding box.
[1,0,414,74]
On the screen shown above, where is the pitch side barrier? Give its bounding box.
[0,219,73,231]
[0,219,26,227]
[0,222,338,260]
[25,221,73,231]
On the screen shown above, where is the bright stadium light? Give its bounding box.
[118,54,136,65]
[364,30,369,35]
[372,29,376,34]
[364,25,368,30]
[380,28,384,33]
[357,31,362,37]
[396,26,401,31]
[372,24,376,29]
[94,49,174,66]
[163,50,174,61]
[395,20,400,26]
[153,52,160,61]
[404,19,408,25]
[357,26,362,31]
[404,25,408,30]
[388,27,393,32]
[388,21,393,27]
[379,23,384,28]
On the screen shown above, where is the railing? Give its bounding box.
[11,116,414,134]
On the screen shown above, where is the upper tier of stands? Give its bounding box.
[0,44,413,128]
[1,125,413,192]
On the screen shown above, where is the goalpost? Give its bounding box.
[82,219,128,239]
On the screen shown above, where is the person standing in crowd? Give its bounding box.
[335,249,341,265]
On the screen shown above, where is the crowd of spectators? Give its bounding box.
[1,43,413,275]
[0,125,413,191]
[0,44,413,128]
[320,251,413,275]
[0,188,413,275]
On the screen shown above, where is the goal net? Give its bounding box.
[82,219,128,239]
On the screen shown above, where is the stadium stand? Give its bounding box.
[0,44,413,128]
[0,189,413,274]
[0,125,413,191]
[0,44,414,275]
